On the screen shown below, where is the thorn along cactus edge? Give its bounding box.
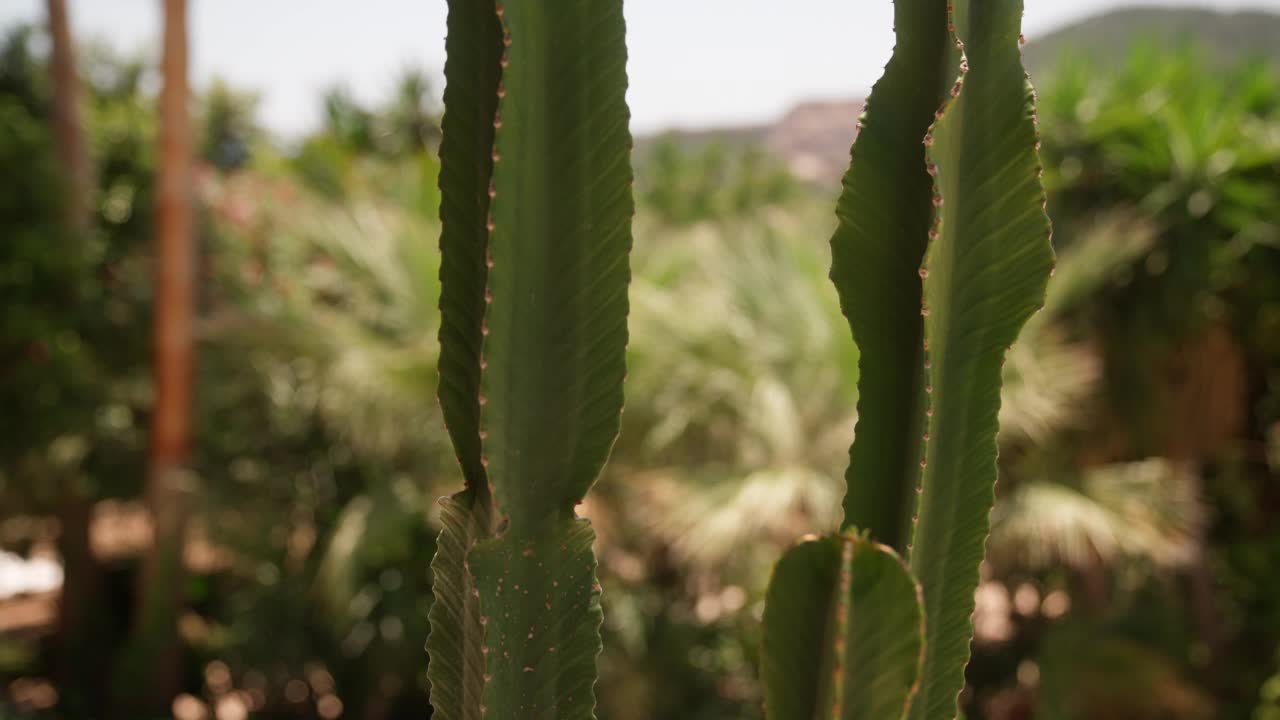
[425,1,1051,719]
[427,0,632,718]
[760,0,1053,718]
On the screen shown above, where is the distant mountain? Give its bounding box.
[635,100,863,186]
[1022,7,1280,73]
[638,6,1280,187]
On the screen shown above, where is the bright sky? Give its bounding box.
[2,0,1278,137]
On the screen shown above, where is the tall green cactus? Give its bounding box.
[762,532,926,719]
[427,1,633,718]
[761,0,1053,718]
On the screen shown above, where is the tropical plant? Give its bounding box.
[0,22,161,714]
[115,0,194,712]
[759,1,1054,718]
[620,209,856,575]
[425,2,633,719]
[200,78,259,171]
[191,137,459,719]
[635,140,801,226]
[1037,44,1280,450]
[1032,43,1280,718]
[1258,649,1280,720]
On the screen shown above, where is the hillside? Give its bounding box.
[1023,7,1280,73]
[638,5,1280,187]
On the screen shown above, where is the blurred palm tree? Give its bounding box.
[195,155,452,715]
[381,68,440,154]
[635,139,801,225]
[989,213,1212,578]
[200,78,258,171]
[1034,621,1215,720]
[989,458,1204,573]
[614,206,855,578]
[322,86,377,156]
[1258,650,1280,720]
[594,198,1218,719]
[1038,44,1280,454]
[613,207,1190,585]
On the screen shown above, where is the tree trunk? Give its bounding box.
[46,0,92,234]
[121,0,194,711]
[45,1,106,712]
[53,493,106,712]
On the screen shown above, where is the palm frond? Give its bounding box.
[1040,213,1159,322]
[999,214,1157,444]
[989,458,1205,572]
[999,330,1101,446]
[204,167,445,460]
[613,209,856,571]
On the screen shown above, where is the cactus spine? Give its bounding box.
[761,0,1054,718]
[427,2,633,718]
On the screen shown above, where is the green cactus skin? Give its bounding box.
[762,532,925,720]
[428,2,633,719]
[762,0,1052,718]
[427,0,502,717]
[909,1,1054,716]
[830,0,954,554]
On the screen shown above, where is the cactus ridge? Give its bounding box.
[429,2,633,718]
[763,1,1052,719]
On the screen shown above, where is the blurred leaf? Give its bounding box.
[989,459,1205,572]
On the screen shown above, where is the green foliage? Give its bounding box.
[5,9,1279,720]
[636,139,800,225]
[1257,650,1280,720]
[1035,622,1213,720]
[316,70,442,161]
[384,69,441,154]
[179,140,457,716]
[428,1,633,717]
[988,459,1204,572]
[292,68,442,200]
[200,78,258,171]
[0,91,82,467]
[3,26,455,706]
[0,28,153,509]
[1026,46,1280,717]
[623,211,856,572]
[1021,7,1280,74]
[1037,45,1280,446]
[323,87,378,155]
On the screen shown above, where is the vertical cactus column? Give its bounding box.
[761,0,1053,718]
[427,1,633,719]
[829,0,953,553]
[909,1,1054,715]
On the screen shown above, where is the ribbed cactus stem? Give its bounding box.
[428,2,633,718]
[762,0,1052,718]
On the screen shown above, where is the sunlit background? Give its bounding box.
[2,0,1280,719]
[2,0,1279,135]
